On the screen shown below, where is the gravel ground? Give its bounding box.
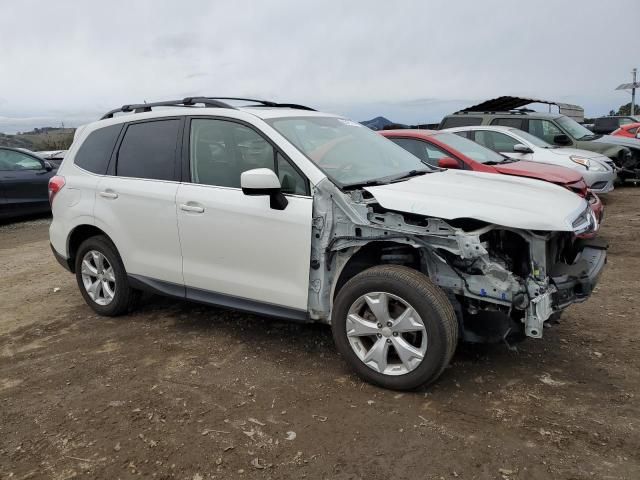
[0,189,639,480]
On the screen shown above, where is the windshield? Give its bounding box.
[432,132,507,164]
[556,116,594,140]
[512,129,553,148]
[266,116,432,187]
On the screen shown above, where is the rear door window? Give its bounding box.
[74,124,122,174]
[116,120,181,181]
[388,138,429,163]
[490,118,525,129]
[440,116,483,128]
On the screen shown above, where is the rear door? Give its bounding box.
[0,149,53,216]
[176,117,313,316]
[93,118,184,286]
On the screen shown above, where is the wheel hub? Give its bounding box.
[346,291,428,376]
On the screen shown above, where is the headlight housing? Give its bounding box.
[587,160,608,172]
[572,206,598,235]
[570,155,591,169]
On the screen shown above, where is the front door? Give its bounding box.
[176,117,313,315]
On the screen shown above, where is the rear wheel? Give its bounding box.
[332,265,458,390]
[74,235,136,316]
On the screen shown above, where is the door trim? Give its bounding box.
[127,274,310,322]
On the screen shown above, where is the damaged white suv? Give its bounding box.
[49,98,606,390]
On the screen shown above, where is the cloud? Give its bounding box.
[1,0,638,132]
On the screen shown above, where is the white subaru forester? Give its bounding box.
[49,97,606,390]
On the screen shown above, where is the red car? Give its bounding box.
[611,122,640,139]
[380,129,603,228]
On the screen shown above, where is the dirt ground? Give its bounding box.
[1,189,639,480]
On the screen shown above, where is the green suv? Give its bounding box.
[439,110,640,181]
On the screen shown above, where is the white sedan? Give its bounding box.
[444,125,617,194]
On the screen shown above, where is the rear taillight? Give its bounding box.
[48,175,65,205]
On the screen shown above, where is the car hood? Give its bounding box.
[547,147,609,161]
[363,170,586,231]
[591,134,640,150]
[492,160,582,184]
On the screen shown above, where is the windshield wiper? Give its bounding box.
[341,169,430,189]
[388,169,431,183]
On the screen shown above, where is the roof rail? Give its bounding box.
[100,96,315,120]
[201,97,316,111]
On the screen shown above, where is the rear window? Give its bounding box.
[440,116,483,128]
[116,120,181,181]
[74,124,122,174]
[490,118,525,129]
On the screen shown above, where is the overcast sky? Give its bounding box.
[1,0,638,133]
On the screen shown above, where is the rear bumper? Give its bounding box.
[50,243,73,272]
[550,239,607,310]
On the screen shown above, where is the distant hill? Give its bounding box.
[0,128,75,150]
[360,116,396,130]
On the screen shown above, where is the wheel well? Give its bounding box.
[333,242,421,299]
[67,225,112,272]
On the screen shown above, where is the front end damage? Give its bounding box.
[308,178,606,343]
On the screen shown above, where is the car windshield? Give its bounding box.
[511,129,553,148]
[266,116,432,187]
[556,116,594,140]
[432,132,507,164]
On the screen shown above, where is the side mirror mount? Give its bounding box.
[553,134,571,146]
[437,157,460,169]
[241,168,288,210]
[513,143,533,154]
[43,161,53,172]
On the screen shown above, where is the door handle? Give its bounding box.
[99,191,118,199]
[180,203,205,213]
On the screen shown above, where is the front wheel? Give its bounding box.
[331,265,458,390]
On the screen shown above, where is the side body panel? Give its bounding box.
[176,184,313,310]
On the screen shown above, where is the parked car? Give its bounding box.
[0,146,57,220]
[36,150,68,167]
[592,116,639,135]
[49,97,605,390]
[379,129,604,227]
[443,125,616,194]
[439,110,640,181]
[612,122,640,139]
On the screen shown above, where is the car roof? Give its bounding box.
[380,129,440,139]
[448,110,561,120]
[83,106,341,132]
[444,125,517,133]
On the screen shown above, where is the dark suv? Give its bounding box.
[439,110,640,181]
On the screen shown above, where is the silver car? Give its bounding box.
[445,125,617,194]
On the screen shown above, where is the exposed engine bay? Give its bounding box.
[307,178,607,343]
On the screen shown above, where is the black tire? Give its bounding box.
[74,235,136,316]
[331,265,458,390]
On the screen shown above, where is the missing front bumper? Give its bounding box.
[550,240,607,310]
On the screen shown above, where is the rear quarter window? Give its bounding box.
[74,124,122,174]
[440,116,483,128]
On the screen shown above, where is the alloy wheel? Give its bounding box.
[80,250,116,306]
[346,291,428,376]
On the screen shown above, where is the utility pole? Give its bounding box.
[633,68,637,116]
[616,68,639,116]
